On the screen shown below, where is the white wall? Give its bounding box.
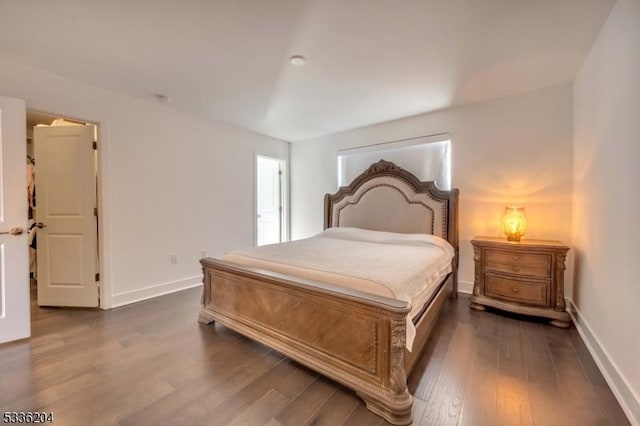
[0,58,289,307]
[291,84,574,294]
[573,0,640,422]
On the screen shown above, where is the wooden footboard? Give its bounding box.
[199,258,453,425]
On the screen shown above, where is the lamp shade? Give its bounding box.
[502,206,527,242]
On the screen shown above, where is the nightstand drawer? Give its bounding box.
[485,250,550,278]
[485,274,549,306]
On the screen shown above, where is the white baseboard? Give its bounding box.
[111,275,203,308]
[567,299,639,426]
[457,280,473,295]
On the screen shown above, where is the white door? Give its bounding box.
[256,156,283,246]
[34,125,98,307]
[0,94,30,344]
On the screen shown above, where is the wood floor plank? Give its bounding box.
[457,309,500,426]
[408,303,458,400]
[273,375,336,425]
[497,317,527,381]
[342,401,384,426]
[120,345,278,426]
[304,385,359,426]
[0,288,629,426]
[543,325,627,425]
[121,376,221,426]
[0,358,98,410]
[272,365,319,399]
[184,351,286,425]
[521,320,559,388]
[495,317,534,426]
[163,336,268,389]
[44,379,175,426]
[520,320,566,426]
[566,329,631,426]
[5,372,103,413]
[411,396,428,425]
[199,358,297,425]
[228,389,291,426]
[418,321,477,425]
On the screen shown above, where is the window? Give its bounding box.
[337,134,451,189]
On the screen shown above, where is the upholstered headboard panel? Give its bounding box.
[328,175,447,237]
[324,160,459,247]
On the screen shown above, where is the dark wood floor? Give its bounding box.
[0,287,629,426]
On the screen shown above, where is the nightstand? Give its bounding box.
[470,236,571,328]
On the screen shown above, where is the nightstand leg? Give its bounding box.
[470,302,486,311]
[549,319,571,328]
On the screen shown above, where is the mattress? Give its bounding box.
[223,227,454,350]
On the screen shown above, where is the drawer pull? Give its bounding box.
[512,266,520,272]
[512,287,519,293]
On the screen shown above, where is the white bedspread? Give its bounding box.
[223,227,454,350]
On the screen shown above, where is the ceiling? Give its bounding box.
[0,0,615,142]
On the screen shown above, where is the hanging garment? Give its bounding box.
[28,220,37,279]
[27,163,35,208]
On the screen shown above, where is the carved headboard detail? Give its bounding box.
[324,160,459,262]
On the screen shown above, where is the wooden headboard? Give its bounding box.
[324,159,459,274]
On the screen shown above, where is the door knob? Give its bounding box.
[0,227,24,236]
[36,222,47,229]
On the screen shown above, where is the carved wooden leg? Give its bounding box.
[358,317,413,425]
[198,309,215,325]
[549,319,571,328]
[470,302,486,311]
[357,393,413,425]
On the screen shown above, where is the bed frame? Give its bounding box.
[199,160,459,425]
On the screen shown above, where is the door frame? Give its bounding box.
[254,153,288,246]
[27,108,112,309]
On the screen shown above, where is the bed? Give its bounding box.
[199,160,459,425]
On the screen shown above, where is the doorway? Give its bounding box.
[26,111,100,309]
[256,155,286,246]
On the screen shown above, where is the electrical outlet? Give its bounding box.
[201,249,207,259]
[170,254,178,264]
